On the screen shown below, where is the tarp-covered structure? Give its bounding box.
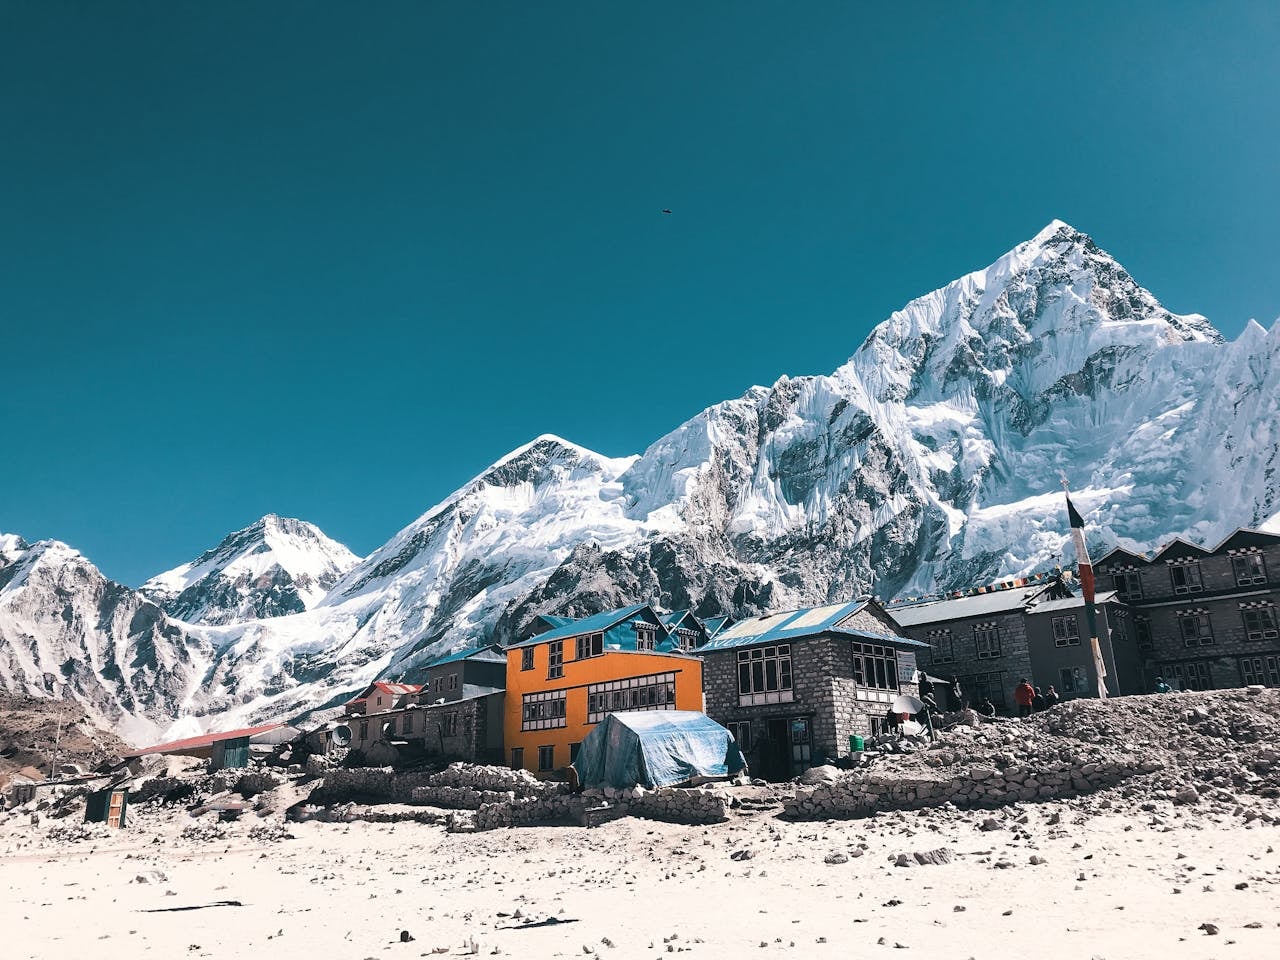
[572,710,746,789]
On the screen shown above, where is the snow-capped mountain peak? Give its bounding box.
[141,515,360,625]
[4,222,1277,740]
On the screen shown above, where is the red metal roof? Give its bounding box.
[123,722,285,758]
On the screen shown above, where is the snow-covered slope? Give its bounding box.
[4,220,1278,737]
[0,537,212,743]
[141,515,359,625]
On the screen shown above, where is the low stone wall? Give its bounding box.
[784,756,1164,819]
[409,785,515,809]
[316,762,731,830]
[315,768,437,803]
[458,785,729,831]
[628,787,729,825]
[319,762,565,808]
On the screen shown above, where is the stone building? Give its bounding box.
[697,600,924,780]
[421,644,506,703]
[347,692,505,765]
[891,584,1054,710]
[890,577,1141,708]
[1095,528,1280,690]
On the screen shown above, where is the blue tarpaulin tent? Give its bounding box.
[572,711,747,789]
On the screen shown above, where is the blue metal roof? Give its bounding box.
[660,609,690,629]
[700,615,731,637]
[697,600,924,651]
[537,614,577,628]
[425,643,506,668]
[511,604,651,648]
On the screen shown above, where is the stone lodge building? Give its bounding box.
[1095,528,1280,690]
[889,577,1141,708]
[697,600,924,780]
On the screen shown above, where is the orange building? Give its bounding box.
[503,604,704,775]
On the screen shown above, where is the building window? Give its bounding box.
[1059,665,1087,694]
[927,628,954,664]
[1111,569,1143,601]
[1135,616,1154,652]
[1169,562,1204,594]
[462,715,472,738]
[433,677,443,693]
[973,622,1002,659]
[576,632,604,660]
[736,645,794,706]
[537,745,555,772]
[442,713,458,737]
[547,640,564,679]
[510,747,524,770]
[729,721,752,753]
[634,624,657,651]
[586,672,678,723]
[1239,655,1280,687]
[402,712,414,734]
[1242,604,1280,642]
[1052,615,1081,647]
[447,673,458,690]
[851,642,899,691]
[1161,661,1213,691]
[569,741,582,763]
[359,720,369,741]
[521,690,567,730]
[521,647,535,671]
[1232,552,1268,586]
[1178,611,1214,647]
[674,627,699,651]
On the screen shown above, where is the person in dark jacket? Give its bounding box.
[1042,685,1061,709]
[1032,686,1046,712]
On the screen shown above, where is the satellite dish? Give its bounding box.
[330,724,352,747]
[892,694,925,714]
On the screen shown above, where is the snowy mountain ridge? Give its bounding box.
[3,220,1278,741]
[141,514,360,625]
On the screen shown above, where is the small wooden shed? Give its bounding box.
[84,786,129,827]
[209,735,251,772]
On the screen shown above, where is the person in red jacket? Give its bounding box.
[1014,678,1036,718]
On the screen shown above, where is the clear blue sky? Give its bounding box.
[3,1,1278,586]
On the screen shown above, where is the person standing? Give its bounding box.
[1042,684,1061,709]
[1014,678,1036,718]
[1032,686,1046,712]
[947,677,963,712]
[1153,676,1172,694]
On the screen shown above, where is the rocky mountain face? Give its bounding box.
[0,539,212,743]
[3,221,1277,739]
[141,514,359,625]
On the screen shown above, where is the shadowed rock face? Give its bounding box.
[5,222,1279,733]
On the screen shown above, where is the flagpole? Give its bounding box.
[1063,479,1108,699]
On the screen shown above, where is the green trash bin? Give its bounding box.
[849,734,865,753]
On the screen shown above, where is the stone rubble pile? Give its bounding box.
[786,689,1280,820]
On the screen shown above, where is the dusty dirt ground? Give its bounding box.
[3,796,1279,960]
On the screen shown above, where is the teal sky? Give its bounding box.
[3,2,1278,586]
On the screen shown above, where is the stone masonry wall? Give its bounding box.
[784,754,1164,819]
